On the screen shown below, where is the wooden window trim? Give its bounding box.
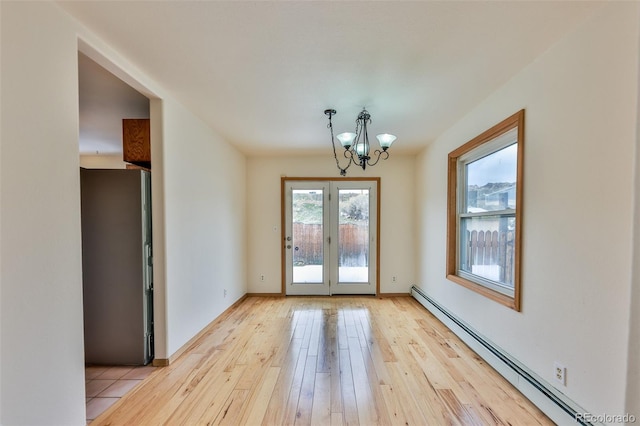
[446,110,525,311]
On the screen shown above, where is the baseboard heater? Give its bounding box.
[411,285,597,426]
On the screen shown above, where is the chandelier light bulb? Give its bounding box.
[355,142,367,157]
[336,132,357,149]
[376,133,397,151]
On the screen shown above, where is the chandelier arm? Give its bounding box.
[342,149,355,171]
[365,149,390,167]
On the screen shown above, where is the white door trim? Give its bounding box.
[281,177,380,296]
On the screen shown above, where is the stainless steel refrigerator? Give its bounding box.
[80,168,153,365]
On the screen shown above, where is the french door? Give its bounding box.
[283,179,378,295]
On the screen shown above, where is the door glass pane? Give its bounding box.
[338,189,369,283]
[292,189,323,283]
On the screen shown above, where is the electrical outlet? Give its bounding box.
[260,274,265,282]
[554,362,566,386]
[224,289,227,298]
[392,276,397,282]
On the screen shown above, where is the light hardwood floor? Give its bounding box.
[92,296,552,425]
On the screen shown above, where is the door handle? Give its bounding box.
[286,236,292,241]
[286,245,292,249]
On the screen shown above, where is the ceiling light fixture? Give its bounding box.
[324,108,396,176]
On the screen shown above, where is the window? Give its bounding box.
[447,110,524,311]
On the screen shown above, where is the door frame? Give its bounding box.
[281,177,381,296]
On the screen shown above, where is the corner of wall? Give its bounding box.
[150,98,168,360]
[625,4,640,417]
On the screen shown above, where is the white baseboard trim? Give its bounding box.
[411,286,598,426]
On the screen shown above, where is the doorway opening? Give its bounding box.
[282,178,380,295]
[78,50,154,364]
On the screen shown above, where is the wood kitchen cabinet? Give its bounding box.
[123,118,151,169]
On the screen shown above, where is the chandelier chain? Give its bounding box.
[327,112,350,176]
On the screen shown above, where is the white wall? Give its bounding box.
[0,1,248,423]
[416,3,639,417]
[247,154,415,295]
[149,99,168,360]
[1,2,86,424]
[0,2,4,419]
[161,98,246,356]
[627,30,640,417]
[0,1,3,418]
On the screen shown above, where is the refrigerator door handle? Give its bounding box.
[144,243,153,291]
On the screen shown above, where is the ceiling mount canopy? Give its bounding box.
[325,108,396,176]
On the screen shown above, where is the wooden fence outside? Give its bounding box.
[464,229,514,285]
[292,223,368,266]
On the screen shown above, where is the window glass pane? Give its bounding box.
[465,143,517,212]
[460,215,515,289]
[338,189,369,283]
[292,189,323,283]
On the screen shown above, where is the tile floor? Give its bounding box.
[85,365,156,423]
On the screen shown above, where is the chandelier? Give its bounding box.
[324,108,396,176]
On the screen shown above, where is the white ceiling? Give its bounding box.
[64,1,601,156]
